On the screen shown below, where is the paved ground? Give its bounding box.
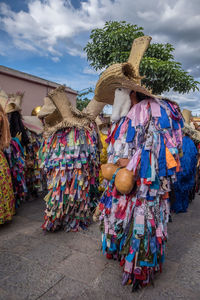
[0,195,200,300]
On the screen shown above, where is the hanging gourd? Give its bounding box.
[115,168,135,194]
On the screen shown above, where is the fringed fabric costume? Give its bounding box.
[39,124,100,232]
[5,137,27,207]
[99,131,109,192]
[0,151,15,224]
[99,98,184,290]
[0,104,15,224]
[171,135,197,213]
[5,111,29,206]
[26,130,45,196]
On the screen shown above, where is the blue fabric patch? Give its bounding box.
[126,252,136,262]
[102,235,107,254]
[109,242,117,252]
[180,118,184,128]
[150,176,159,190]
[158,107,170,129]
[167,167,175,176]
[172,119,179,130]
[126,119,136,142]
[131,238,140,252]
[140,253,157,267]
[146,194,155,201]
[114,117,125,140]
[120,235,126,251]
[158,135,167,177]
[140,148,150,178]
[150,236,157,254]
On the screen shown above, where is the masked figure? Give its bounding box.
[94,36,184,290]
[0,90,27,207]
[22,111,45,198]
[38,87,104,232]
[170,110,198,213]
[0,103,15,224]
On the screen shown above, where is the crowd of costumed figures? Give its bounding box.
[1,36,200,292]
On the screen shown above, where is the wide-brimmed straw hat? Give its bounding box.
[94,36,153,105]
[5,92,24,113]
[43,86,105,136]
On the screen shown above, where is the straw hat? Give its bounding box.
[43,86,90,136]
[94,36,153,105]
[37,96,56,119]
[182,109,191,125]
[41,86,105,136]
[22,116,44,135]
[83,99,105,120]
[5,92,24,113]
[0,88,9,111]
[183,123,200,143]
[95,115,110,128]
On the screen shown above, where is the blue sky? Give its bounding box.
[0,0,200,113]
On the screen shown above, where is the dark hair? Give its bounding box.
[130,91,150,102]
[8,111,30,147]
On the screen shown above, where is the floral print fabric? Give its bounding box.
[0,150,15,224]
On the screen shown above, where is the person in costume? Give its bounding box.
[93,36,184,291]
[22,110,45,198]
[96,114,111,192]
[38,87,105,232]
[0,90,28,207]
[0,104,15,224]
[170,110,198,213]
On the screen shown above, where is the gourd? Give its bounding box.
[101,163,135,194]
[115,168,135,194]
[101,163,119,181]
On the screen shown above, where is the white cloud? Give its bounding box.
[51,56,60,62]
[0,0,199,66]
[0,0,199,109]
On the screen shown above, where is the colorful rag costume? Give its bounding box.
[0,91,28,206]
[99,131,108,187]
[171,135,197,213]
[93,36,185,290]
[22,115,45,197]
[5,137,27,207]
[38,86,105,232]
[0,104,15,224]
[99,97,183,288]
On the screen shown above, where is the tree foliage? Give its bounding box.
[76,87,93,111]
[84,21,199,94]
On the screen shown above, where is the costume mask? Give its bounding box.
[111,88,131,122]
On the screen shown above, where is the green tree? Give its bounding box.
[84,21,199,94]
[76,88,93,111]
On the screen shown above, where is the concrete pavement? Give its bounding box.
[0,195,200,300]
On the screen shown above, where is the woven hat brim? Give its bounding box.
[183,123,200,142]
[94,63,153,105]
[38,104,56,118]
[5,103,21,114]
